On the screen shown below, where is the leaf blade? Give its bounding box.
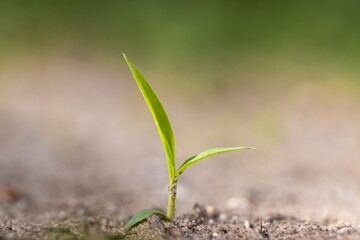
[125,209,168,231]
[123,54,176,179]
[177,147,255,175]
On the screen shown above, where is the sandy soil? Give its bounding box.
[0,57,360,239]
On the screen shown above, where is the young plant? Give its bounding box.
[123,54,254,230]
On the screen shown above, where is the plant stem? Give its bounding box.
[166,176,178,221]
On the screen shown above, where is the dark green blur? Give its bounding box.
[1,1,360,81]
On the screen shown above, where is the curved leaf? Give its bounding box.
[125,209,168,231]
[177,147,255,175]
[123,54,176,179]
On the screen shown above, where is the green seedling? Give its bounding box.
[123,54,254,230]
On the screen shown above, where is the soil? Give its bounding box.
[1,57,360,239]
[1,201,360,239]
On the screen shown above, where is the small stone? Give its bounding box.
[226,197,240,210]
[244,220,250,229]
[194,203,219,218]
[226,197,249,211]
[205,205,216,217]
[212,232,218,237]
[219,214,226,221]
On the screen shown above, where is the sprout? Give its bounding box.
[123,54,254,230]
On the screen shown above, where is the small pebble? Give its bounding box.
[205,205,216,217]
[225,197,249,211]
[244,220,250,229]
[226,197,240,210]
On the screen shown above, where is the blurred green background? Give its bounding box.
[1,0,360,85]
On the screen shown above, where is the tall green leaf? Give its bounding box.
[125,209,168,231]
[177,147,254,175]
[123,54,176,179]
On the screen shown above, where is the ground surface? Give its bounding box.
[1,57,360,239]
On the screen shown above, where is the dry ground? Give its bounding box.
[0,56,360,239]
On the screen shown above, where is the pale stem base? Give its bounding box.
[166,176,178,221]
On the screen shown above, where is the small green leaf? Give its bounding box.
[177,147,255,175]
[125,209,168,231]
[123,54,176,179]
